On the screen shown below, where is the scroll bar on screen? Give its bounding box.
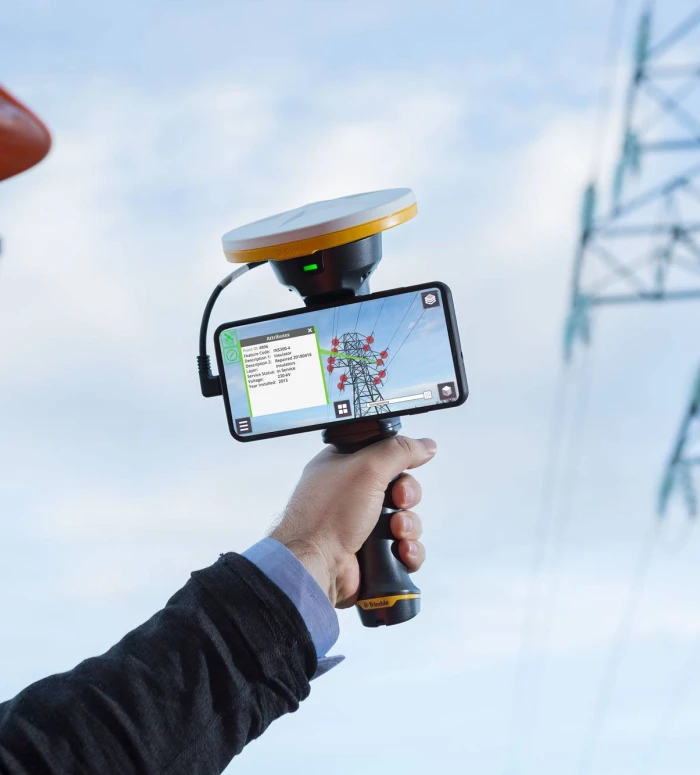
[366,390,433,409]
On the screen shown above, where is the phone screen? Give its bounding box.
[215,283,465,440]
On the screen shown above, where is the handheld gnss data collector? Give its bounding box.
[197,189,468,627]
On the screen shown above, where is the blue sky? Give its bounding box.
[2,2,700,774]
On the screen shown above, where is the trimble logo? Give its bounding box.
[362,599,389,609]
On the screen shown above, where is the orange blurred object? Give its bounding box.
[0,85,51,182]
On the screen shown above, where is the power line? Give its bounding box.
[587,0,633,181]
[353,300,363,333]
[503,4,639,769]
[550,350,595,552]
[386,308,426,368]
[385,293,419,353]
[576,522,660,775]
[501,361,575,774]
[643,630,700,773]
[516,348,596,763]
[370,297,387,335]
[503,6,637,759]
[554,3,700,773]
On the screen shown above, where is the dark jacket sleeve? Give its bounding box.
[0,552,318,775]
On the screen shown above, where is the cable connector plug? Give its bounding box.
[197,262,266,401]
[197,354,222,398]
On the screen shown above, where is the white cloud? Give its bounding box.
[3,15,700,774]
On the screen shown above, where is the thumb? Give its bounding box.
[353,435,437,483]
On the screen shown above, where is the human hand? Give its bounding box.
[269,436,437,608]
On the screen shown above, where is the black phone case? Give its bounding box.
[213,281,468,442]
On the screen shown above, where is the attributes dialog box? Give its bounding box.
[239,326,329,417]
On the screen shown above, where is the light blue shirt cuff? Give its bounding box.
[243,537,341,666]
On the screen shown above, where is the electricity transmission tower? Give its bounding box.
[659,363,700,516]
[564,6,700,517]
[327,332,390,418]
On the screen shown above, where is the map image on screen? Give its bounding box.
[218,286,461,437]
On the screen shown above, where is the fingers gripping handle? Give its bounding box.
[355,484,421,627]
[321,418,421,628]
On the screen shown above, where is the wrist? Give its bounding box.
[270,534,338,605]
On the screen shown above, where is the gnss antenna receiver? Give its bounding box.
[199,189,423,626]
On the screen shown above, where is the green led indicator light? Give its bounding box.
[303,263,319,272]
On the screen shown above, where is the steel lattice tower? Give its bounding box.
[565,8,700,361]
[564,6,700,516]
[330,333,390,418]
[659,364,700,516]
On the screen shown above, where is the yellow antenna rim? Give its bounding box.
[224,202,417,264]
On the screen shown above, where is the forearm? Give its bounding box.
[0,554,317,775]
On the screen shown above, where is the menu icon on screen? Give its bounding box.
[235,417,252,434]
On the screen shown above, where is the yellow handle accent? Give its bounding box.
[356,593,421,611]
[224,202,418,263]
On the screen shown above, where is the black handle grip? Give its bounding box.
[355,483,421,627]
[322,418,421,628]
